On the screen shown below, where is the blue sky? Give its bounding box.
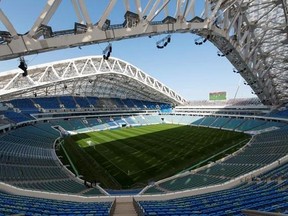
[0,0,253,100]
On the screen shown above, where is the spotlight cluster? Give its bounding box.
[156,35,171,49]
[103,44,112,60]
[194,35,210,45]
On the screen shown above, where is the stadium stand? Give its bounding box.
[2,110,34,123]
[137,181,288,215]
[74,96,92,108]
[0,122,105,195]
[8,98,39,113]
[258,161,288,180]
[32,97,61,110]
[0,192,113,215]
[58,96,77,109]
[0,95,287,216]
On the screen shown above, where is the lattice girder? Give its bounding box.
[0,0,287,106]
[0,56,186,105]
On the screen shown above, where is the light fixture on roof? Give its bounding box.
[123,11,140,28]
[217,49,233,57]
[34,24,53,39]
[102,19,111,31]
[195,35,210,45]
[156,35,171,49]
[74,22,87,34]
[103,43,112,60]
[18,57,28,77]
[0,31,12,44]
[233,68,246,73]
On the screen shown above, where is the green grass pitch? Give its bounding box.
[60,124,250,189]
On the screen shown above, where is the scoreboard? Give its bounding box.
[209,91,227,100]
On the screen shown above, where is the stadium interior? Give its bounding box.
[0,56,287,216]
[0,0,288,216]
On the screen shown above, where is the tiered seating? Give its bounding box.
[68,119,87,130]
[236,119,266,131]
[4,127,56,149]
[15,179,91,194]
[210,117,231,128]
[223,154,285,165]
[161,114,176,123]
[82,118,107,131]
[158,174,227,191]
[2,110,34,123]
[179,116,202,124]
[34,123,60,137]
[0,118,11,127]
[32,97,60,109]
[144,187,165,194]
[166,115,184,124]
[84,118,101,127]
[268,109,288,118]
[144,101,158,109]
[258,161,288,180]
[52,120,75,131]
[125,116,138,125]
[74,96,91,108]
[82,188,106,196]
[2,97,170,125]
[143,115,162,124]
[134,116,147,125]
[138,182,288,215]
[113,98,125,108]
[102,117,118,127]
[0,122,106,195]
[190,117,204,125]
[221,118,246,130]
[121,98,135,108]
[159,103,171,110]
[113,117,127,126]
[0,165,68,181]
[8,98,39,113]
[58,96,77,109]
[96,98,116,109]
[198,116,218,126]
[86,96,98,107]
[251,121,286,131]
[0,192,112,215]
[197,163,261,177]
[130,99,144,108]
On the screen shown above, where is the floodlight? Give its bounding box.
[18,57,28,77]
[103,44,112,60]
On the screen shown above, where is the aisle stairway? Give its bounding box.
[113,198,138,216]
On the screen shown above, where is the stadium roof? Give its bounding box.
[0,0,287,106]
[0,56,186,105]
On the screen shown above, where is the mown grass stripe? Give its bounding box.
[61,124,250,189]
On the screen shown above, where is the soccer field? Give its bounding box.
[60,124,250,189]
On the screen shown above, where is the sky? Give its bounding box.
[0,0,253,101]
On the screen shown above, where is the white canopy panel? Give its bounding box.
[0,56,186,105]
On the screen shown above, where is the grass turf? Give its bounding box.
[61,124,250,189]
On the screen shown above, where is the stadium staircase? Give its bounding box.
[112,198,138,216]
